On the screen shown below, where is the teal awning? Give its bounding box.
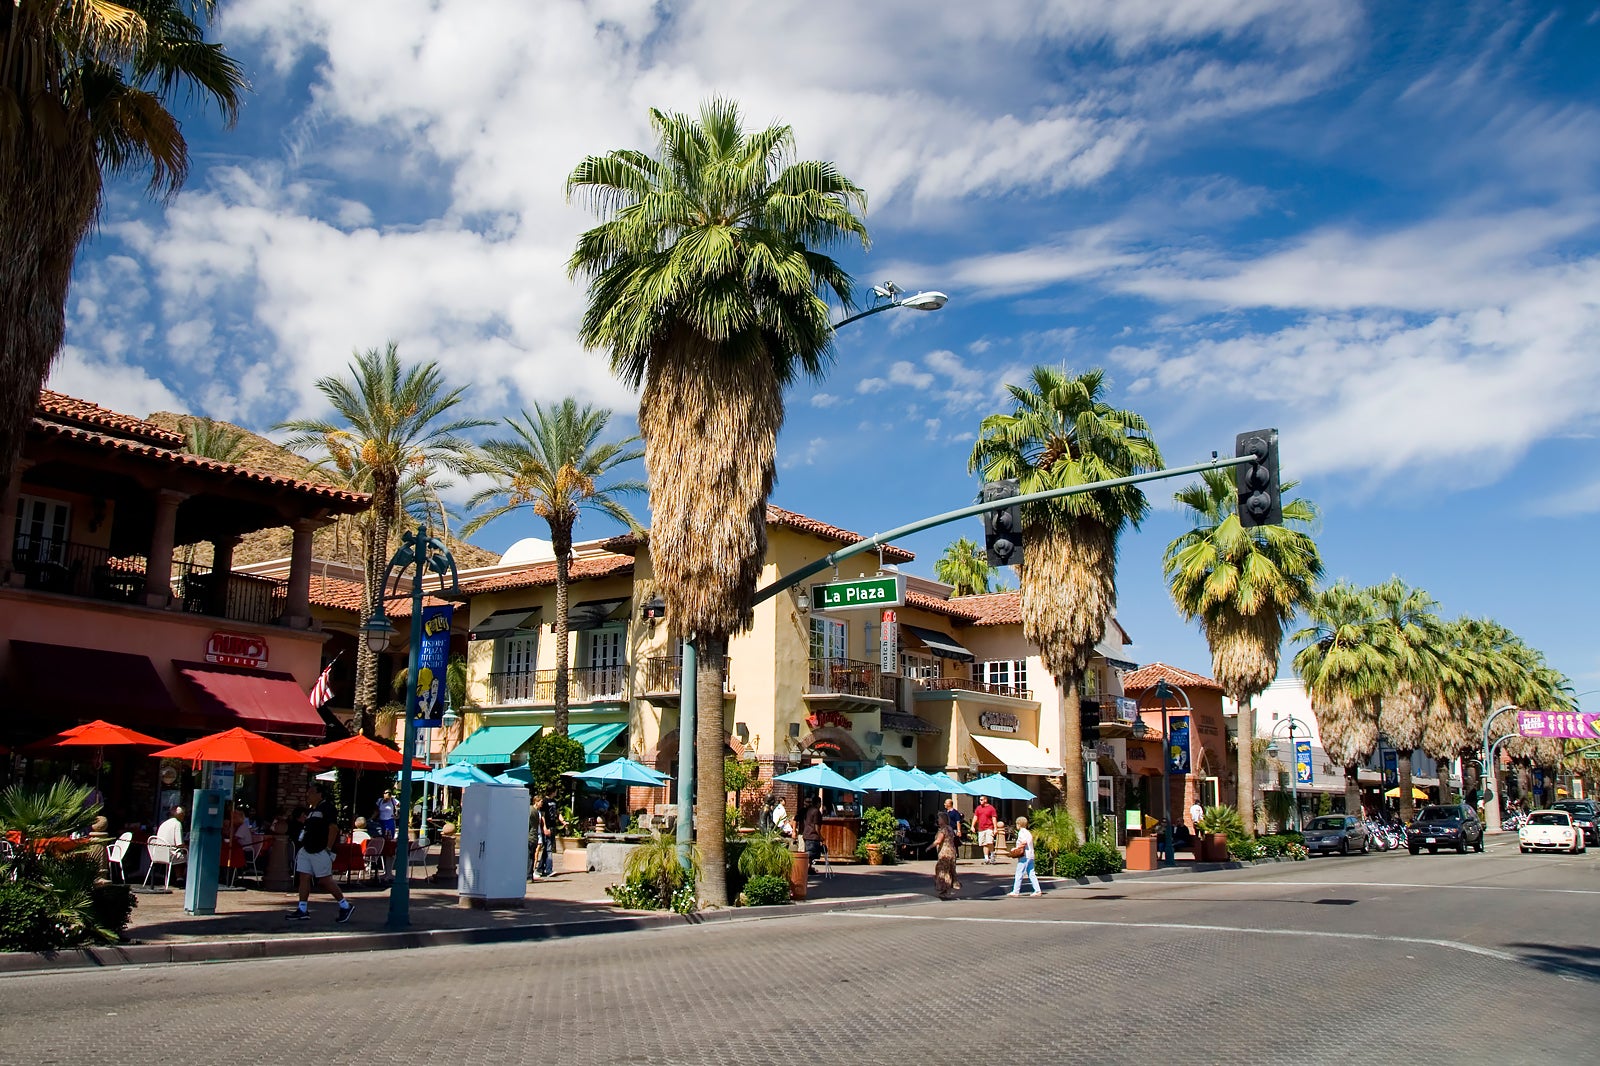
[446,724,542,765]
[568,721,627,763]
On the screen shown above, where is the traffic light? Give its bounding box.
[981,479,1024,567]
[1234,428,1282,528]
[1080,704,1101,744]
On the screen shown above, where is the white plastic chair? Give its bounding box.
[406,839,429,882]
[143,836,187,888]
[364,835,389,881]
[105,832,133,883]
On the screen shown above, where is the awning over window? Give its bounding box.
[567,597,628,631]
[902,625,974,663]
[172,661,328,737]
[446,724,542,765]
[973,735,1063,776]
[881,711,942,736]
[470,607,540,641]
[10,640,179,728]
[568,721,627,763]
[1093,641,1139,673]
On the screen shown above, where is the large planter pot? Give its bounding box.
[789,850,810,901]
[864,842,884,866]
[724,839,750,900]
[1201,833,1229,862]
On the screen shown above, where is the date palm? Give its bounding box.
[1,1,245,478]
[935,537,997,597]
[1164,468,1322,834]
[970,365,1162,828]
[182,417,249,463]
[567,99,869,906]
[1371,578,1443,822]
[278,343,489,735]
[1293,582,1385,814]
[462,400,645,735]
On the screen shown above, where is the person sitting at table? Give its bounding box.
[155,806,185,849]
[349,817,372,847]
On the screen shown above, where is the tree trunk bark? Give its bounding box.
[1397,750,1415,822]
[1437,757,1455,804]
[1060,674,1087,833]
[1343,764,1361,816]
[551,521,573,736]
[355,484,397,738]
[695,633,729,907]
[1236,695,1256,836]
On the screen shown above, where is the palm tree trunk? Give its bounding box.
[1060,674,1087,831]
[1397,750,1415,822]
[1461,747,1481,804]
[356,482,398,737]
[695,633,729,907]
[1437,758,1455,804]
[1343,765,1362,816]
[551,520,573,736]
[1236,695,1257,836]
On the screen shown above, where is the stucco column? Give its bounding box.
[210,535,240,615]
[281,518,319,629]
[143,489,188,608]
[0,465,23,585]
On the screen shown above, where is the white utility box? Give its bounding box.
[458,782,530,907]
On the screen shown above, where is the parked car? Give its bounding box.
[1550,800,1598,845]
[1519,809,1586,855]
[1407,803,1484,854]
[1302,814,1369,856]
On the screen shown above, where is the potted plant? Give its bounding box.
[1197,804,1244,862]
[857,806,898,865]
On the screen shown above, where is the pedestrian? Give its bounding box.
[801,797,824,863]
[537,794,560,878]
[1190,798,1205,834]
[1006,815,1041,897]
[287,783,354,923]
[973,795,999,864]
[771,796,791,838]
[374,789,398,840]
[932,820,961,900]
[943,797,964,840]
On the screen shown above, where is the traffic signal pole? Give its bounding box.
[752,452,1258,606]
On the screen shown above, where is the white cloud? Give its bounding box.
[856,378,889,395]
[810,393,843,409]
[887,361,935,390]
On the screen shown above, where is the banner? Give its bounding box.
[1295,740,1313,786]
[1382,749,1399,787]
[415,604,453,727]
[1517,710,1600,740]
[880,609,898,675]
[1167,716,1191,775]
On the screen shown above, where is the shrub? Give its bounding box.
[605,877,661,910]
[1074,839,1124,876]
[0,882,65,953]
[738,831,795,880]
[525,734,586,796]
[856,806,899,864]
[1284,842,1309,861]
[623,832,699,907]
[741,874,791,907]
[1055,851,1089,879]
[1227,837,1264,861]
[1029,807,1083,857]
[1197,805,1246,838]
[90,883,136,940]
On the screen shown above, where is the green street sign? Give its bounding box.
[1582,751,1600,760]
[810,574,905,612]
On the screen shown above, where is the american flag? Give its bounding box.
[308,662,336,709]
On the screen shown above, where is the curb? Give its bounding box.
[0,891,924,976]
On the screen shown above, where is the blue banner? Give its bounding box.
[1295,740,1313,786]
[415,604,453,727]
[1167,716,1191,775]
[1382,750,1399,787]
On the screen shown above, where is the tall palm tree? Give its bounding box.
[567,99,869,906]
[278,343,489,735]
[182,417,249,463]
[934,537,997,597]
[462,400,645,735]
[1293,582,1385,815]
[1163,468,1322,835]
[970,365,1162,828]
[1371,578,1443,823]
[1,1,245,478]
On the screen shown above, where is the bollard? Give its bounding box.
[435,823,458,879]
[262,817,293,891]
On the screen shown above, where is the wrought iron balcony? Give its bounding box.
[807,657,894,700]
[911,675,1033,700]
[640,656,734,697]
[486,664,630,706]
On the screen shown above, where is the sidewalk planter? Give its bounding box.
[789,850,809,901]
[1201,833,1229,862]
[864,843,884,865]
[1125,835,1158,872]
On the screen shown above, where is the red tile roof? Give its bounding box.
[460,553,634,595]
[37,390,185,448]
[1121,662,1223,693]
[597,505,914,564]
[306,574,452,616]
[951,591,1023,626]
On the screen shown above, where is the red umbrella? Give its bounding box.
[150,727,314,766]
[302,734,428,772]
[31,720,173,750]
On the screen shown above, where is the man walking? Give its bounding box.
[1190,798,1205,835]
[288,783,353,923]
[1006,815,1041,897]
[536,794,560,879]
[973,795,999,864]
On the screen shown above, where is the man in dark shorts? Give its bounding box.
[288,783,353,923]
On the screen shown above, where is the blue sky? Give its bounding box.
[52,1,1600,702]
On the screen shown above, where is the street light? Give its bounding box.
[362,523,462,929]
[1265,715,1311,833]
[830,281,950,329]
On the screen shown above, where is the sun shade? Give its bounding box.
[973,735,1063,776]
[901,625,973,663]
[567,597,628,631]
[446,724,542,765]
[469,607,541,641]
[173,661,327,737]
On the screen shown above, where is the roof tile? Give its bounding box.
[460,553,634,595]
[1121,662,1223,693]
[37,390,185,448]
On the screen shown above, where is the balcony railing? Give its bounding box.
[640,656,734,694]
[175,562,286,626]
[912,675,1034,701]
[807,657,894,700]
[487,665,630,706]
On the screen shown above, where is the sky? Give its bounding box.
[51,1,1600,703]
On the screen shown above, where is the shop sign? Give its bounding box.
[880,609,898,674]
[810,574,905,611]
[205,631,269,668]
[806,710,853,731]
[414,605,453,727]
[1114,697,1138,722]
[979,711,1019,733]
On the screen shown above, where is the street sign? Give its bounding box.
[1582,751,1600,760]
[810,574,905,612]
[1516,710,1600,740]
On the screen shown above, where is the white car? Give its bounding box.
[1519,809,1586,854]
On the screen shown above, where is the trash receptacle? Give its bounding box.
[1125,835,1158,872]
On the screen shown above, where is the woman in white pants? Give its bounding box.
[1007,815,1041,897]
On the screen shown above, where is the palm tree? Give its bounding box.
[462,400,645,735]
[182,417,249,463]
[277,343,489,735]
[1293,582,1385,815]
[1163,468,1322,835]
[1,1,245,479]
[1371,578,1443,823]
[970,365,1162,828]
[935,537,997,597]
[567,99,869,906]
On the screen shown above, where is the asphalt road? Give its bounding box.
[2,838,1595,1065]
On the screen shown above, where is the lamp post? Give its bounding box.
[1266,715,1311,833]
[361,524,461,930]
[831,281,949,329]
[1134,678,1190,867]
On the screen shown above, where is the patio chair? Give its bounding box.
[105,832,134,883]
[364,835,389,881]
[143,837,187,889]
[406,839,429,882]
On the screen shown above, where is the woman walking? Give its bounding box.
[1007,815,1041,897]
[932,821,961,900]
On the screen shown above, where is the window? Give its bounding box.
[809,617,847,661]
[864,621,879,655]
[900,652,937,681]
[495,633,538,702]
[583,628,626,699]
[979,659,1028,696]
[14,495,70,562]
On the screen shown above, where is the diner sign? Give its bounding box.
[205,631,269,668]
[1517,710,1600,740]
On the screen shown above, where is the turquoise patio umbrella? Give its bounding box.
[909,768,976,795]
[966,772,1036,802]
[423,763,505,787]
[563,757,671,788]
[773,764,855,790]
[495,765,534,786]
[848,764,938,794]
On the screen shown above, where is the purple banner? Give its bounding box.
[1517,710,1600,740]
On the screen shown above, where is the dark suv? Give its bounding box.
[1552,801,1599,845]
[1407,803,1484,854]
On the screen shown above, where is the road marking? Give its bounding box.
[836,911,1520,963]
[1173,879,1600,897]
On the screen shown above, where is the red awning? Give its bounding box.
[8,641,180,727]
[172,661,326,738]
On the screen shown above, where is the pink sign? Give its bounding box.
[1517,710,1600,740]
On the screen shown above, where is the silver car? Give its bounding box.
[1302,814,1369,856]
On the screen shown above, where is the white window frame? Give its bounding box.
[809,617,847,661]
[979,659,1028,697]
[14,494,71,561]
[495,632,539,703]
